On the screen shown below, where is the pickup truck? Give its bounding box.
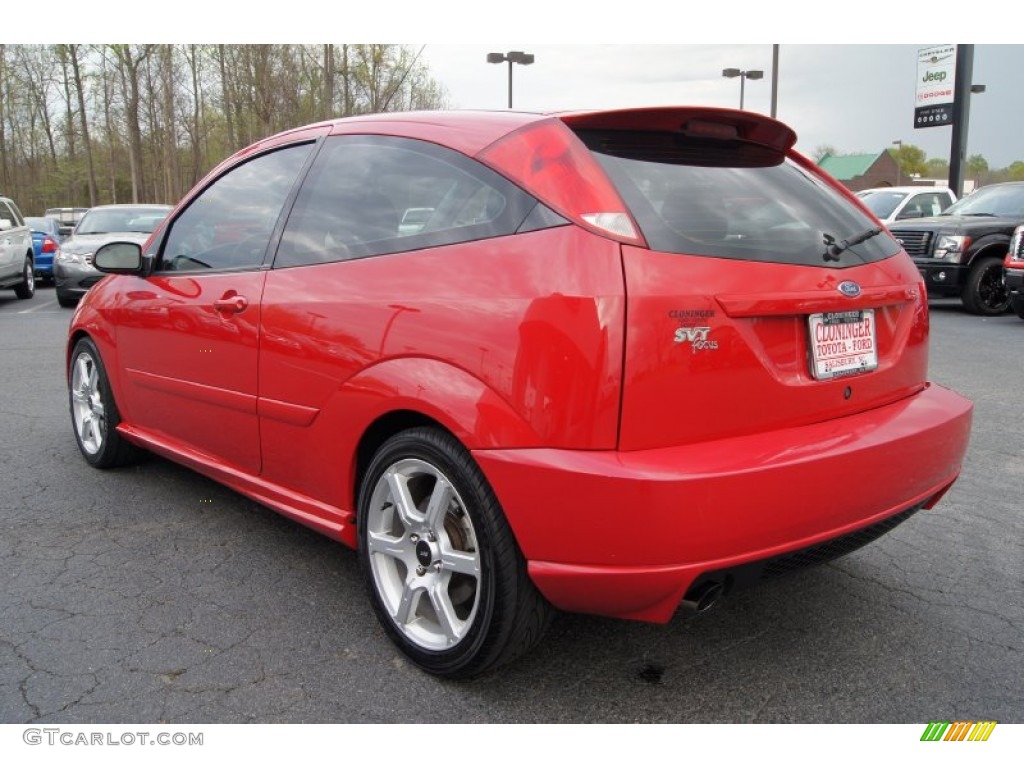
[888,181,1024,315]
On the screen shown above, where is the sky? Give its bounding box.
[418,44,1021,169]
[24,2,1022,169]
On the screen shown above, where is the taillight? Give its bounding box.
[478,118,645,245]
[1007,226,1024,265]
[42,237,58,253]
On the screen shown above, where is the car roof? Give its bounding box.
[232,106,798,163]
[84,204,172,210]
[860,186,955,194]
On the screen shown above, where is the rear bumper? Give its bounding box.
[474,383,972,622]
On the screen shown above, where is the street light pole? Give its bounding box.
[486,50,535,109]
[722,68,764,110]
[892,140,903,185]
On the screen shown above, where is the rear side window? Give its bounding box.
[575,129,901,267]
[274,135,539,268]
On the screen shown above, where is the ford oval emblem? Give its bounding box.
[838,281,862,298]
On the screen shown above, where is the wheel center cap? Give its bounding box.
[415,540,433,567]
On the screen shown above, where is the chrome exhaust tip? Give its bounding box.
[681,580,724,616]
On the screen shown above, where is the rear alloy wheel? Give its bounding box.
[13,257,35,299]
[961,255,1009,315]
[69,337,139,468]
[358,427,553,678]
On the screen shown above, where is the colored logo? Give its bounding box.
[837,281,862,298]
[920,721,997,742]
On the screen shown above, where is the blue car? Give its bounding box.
[24,216,62,280]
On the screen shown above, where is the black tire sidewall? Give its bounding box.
[15,258,35,299]
[963,256,1009,315]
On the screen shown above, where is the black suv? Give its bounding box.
[888,182,1024,315]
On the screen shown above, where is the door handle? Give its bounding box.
[213,294,248,314]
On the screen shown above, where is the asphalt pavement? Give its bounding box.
[1,285,1021,723]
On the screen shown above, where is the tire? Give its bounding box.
[961,255,1009,315]
[68,337,139,468]
[57,292,79,308]
[13,257,34,299]
[357,427,553,678]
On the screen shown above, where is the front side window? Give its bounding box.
[576,129,901,268]
[159,143,313,272]
[274,135,538,269]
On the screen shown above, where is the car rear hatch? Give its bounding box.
[556,108,929,450]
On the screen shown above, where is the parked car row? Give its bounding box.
[0,200,172,303]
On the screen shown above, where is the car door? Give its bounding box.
[113,141,317,474]
[0,199,28,281]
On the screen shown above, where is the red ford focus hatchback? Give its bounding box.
[67,107,972,677]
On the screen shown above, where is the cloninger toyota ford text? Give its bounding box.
[67,107,973,677]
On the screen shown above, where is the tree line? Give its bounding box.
[0,44,448,215]
[814,142,1024,186]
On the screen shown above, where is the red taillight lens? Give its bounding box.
[42,237,57,253]
[478,118,645,245]
[1007,226,1024,265]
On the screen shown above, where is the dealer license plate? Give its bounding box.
[808,309,878,380]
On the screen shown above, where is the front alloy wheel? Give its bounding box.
[68,338,138,468]
[358,427,553,678]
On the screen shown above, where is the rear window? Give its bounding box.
[575,129,901,267]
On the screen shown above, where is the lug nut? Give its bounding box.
[410,534,419,542]
[416,566,427,576]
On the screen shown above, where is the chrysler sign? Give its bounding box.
[915,45,957,128]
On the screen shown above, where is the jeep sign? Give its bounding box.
[915,45,957,128]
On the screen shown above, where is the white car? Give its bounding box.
[0,195,35,299]
[856,186,956,225]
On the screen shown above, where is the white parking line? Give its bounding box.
[17,299,58,313]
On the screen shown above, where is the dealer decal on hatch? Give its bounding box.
[669,308,719,353]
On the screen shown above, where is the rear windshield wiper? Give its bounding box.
[822,227,883,262]
[960,212,996,217]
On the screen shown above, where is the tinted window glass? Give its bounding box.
[275,135,537,268]
[0,202,16,225]
[944,184,1024,217]
[159,143,313,272]
[860,191,906,219]
[576,130,901,267]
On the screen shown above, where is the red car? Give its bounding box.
[1005,225,1024,319]
[67,107,972,677]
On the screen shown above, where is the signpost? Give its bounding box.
[913,45,976,198]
